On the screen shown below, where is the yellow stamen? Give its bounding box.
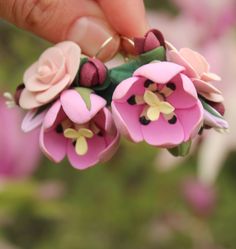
[144,90,175,121]
[64,128,94,156]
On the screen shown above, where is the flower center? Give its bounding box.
[127,81,177,125]
[64,128,94,156]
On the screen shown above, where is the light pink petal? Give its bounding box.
[60,90,106,124]
[167,74,198,109]
[67,135,106,170]
[167,50,198,78]
[56,41,81,81]
[21,109,47,133]
[193,79,224,102]
[43,100,62,130]
[19,88,41,110]
[141,115,184,147]
[180,48,209,76]
[176,101,204,141]
[112,102,143,143]
[23,62,38,84]
[204,110,229,129]
[40,127,67,163]
[113,77,146,102]
[202,72,221,82]
[25,75,52,92]
[134,62,185,84]
[36,74,71,104]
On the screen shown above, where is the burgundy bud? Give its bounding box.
[14,83,25,106]
[134,29,166,55]
[208,101,225,116]
[79,58,107,88]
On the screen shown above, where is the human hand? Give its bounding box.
[0,0,148,60]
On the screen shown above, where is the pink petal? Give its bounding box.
[176,101,203,141]
[167,74,198,109]
[67,135,106,170]
[202,72,221,82]
[193,79,224,102]
[56,41,81,81]
[35,74,71,104]
[141,115,184,147]
[134,62,185,84]
[25,75,51,92]
[23,62,38,85]
[43,100,62,130]
[112,77,146,102]
[180,48,209,76]
[60,89,106,124]
[19,89,41,110]
[21,109,46,133]
[168,50,198,78]
[40,128,67,163]
[111,102,143,143]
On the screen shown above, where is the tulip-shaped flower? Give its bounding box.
[112,62,203,147]
[19,41,81,110]
[40,89,120,169]
[167,44,223,102]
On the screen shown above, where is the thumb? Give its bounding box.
[0,0,120,60]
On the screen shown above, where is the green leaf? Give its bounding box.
[168,140,192,157]
[200,98,224,119]
[92,73,111,91]
[75,87,93,110]
[109,46,166,85]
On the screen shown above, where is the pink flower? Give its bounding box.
[19,41,81,110]
[0,97,40,180]
[167,45,223,103]
[40,89,120,169]
[112,62,203,147]
[182,179,216,217]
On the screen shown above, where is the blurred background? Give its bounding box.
[0,0,236,248]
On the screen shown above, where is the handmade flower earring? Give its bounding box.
[5,28,228,169]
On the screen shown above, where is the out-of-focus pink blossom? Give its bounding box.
[182,179,216,217]
[0,97,41,181]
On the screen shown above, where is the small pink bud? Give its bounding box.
[79,58,107,87]
[134,29,166,54]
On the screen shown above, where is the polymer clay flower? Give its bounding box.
[19,41,81,110]
[112,62,203,147]
[40,89,120,169]
[167,44,223,102]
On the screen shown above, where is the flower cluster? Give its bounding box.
[11,29,228,169]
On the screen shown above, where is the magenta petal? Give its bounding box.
[176,101,203,141]
[21,109,46,133]
[40,128,67,163]
[134,62,185,84]
[167,74,198,109]
[60,90,106,124]
[112,102,143,143]
[67,135,106,170]
[141,115,184,147]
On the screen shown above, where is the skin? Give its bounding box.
[0,0,148,56]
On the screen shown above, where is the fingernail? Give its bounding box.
[67,17,120,61]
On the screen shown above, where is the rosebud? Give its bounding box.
[208,101,225,116]
[79,58,107,88]
[14,83,25,106]
[134,29,166,55]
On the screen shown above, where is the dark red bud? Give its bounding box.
[14,84,25,106]
[79,58,107,88]
[207,101,225,116]
[134,29,166,55]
